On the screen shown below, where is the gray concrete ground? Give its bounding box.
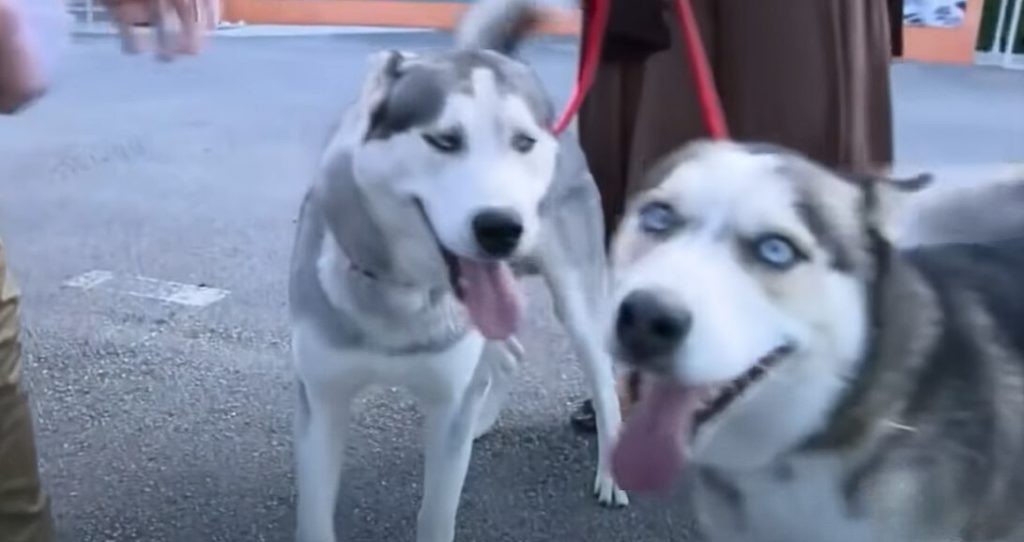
[0,32,1021,542]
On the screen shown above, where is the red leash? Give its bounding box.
[550,0,609,135]
[671,0,729,140]
[551,0,729,141]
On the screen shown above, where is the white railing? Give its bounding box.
[984,0,1024,69]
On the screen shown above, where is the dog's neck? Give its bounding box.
[343,252,418,290]
[346,257,383,281]
[315,149,419,288]
[801,240,941,452]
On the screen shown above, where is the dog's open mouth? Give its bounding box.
[610,344,792,494]
[416,200,523,341]
[693,346,789,428]
[440,247,464,298]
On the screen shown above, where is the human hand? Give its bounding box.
[0,0,67,114]
[101,0,207,61]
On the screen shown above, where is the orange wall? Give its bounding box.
[221,0,579,35]
[903,0,985,64]
[223,0,984,65]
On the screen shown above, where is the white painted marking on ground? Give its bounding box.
[116,276,230,307]
[63,270,114,290]
[63,270,229,307]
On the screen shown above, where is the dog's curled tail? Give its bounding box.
[455,0,558,55]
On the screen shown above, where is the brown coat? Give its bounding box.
[579,0,897,240]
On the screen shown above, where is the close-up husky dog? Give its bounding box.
[607,140,1024,542]
[287,0,625,541]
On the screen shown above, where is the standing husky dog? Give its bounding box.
[288,1,626,541]
[607,140,1024,542]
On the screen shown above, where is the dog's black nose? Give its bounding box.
[472,208,523,258]
[616,290,691,363]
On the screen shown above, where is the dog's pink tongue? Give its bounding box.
[612,380,699,493]
[459,258,522,340]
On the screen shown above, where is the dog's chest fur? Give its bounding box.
[694,455,872,542]
[317,230,471,355]
[693,451,952,542]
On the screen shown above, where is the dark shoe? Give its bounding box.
[570,371,644,434]
[570,398,598,434]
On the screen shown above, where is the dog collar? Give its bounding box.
[346,256,439,293]
[348,260,380,281]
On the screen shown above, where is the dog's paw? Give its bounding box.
[593,471,629,508]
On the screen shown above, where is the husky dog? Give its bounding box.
[287,1,626,541]
[607,140,1024,542]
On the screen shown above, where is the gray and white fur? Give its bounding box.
[288,1,626,541]
[607,140,1024,542]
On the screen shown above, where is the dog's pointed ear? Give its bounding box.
[840,170,934,240]
[357,50,402,105]
[883,165,1024,248]
[343,50,413,143]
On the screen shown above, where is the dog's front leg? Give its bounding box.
[416,370,490,542]
[294,377,358,542]
[543,269,629,507]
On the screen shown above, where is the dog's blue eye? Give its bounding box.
[511,133,536,153]
[638,202,681,235]
[752,235,801,269]
[423,131,464,153]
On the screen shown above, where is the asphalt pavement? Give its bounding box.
[0,31,1021,542]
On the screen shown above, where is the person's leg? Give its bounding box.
[578,61,647,246]
[165,0,202,55]
[101,0,146,55]
[619,0,717,197]
[572,60,635,432]
[148,0,174,61]
[197,0,218,31]
[0,240,53,542]
[574,42,650,434]
[714,0,894,173]
[571,0,715,432]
